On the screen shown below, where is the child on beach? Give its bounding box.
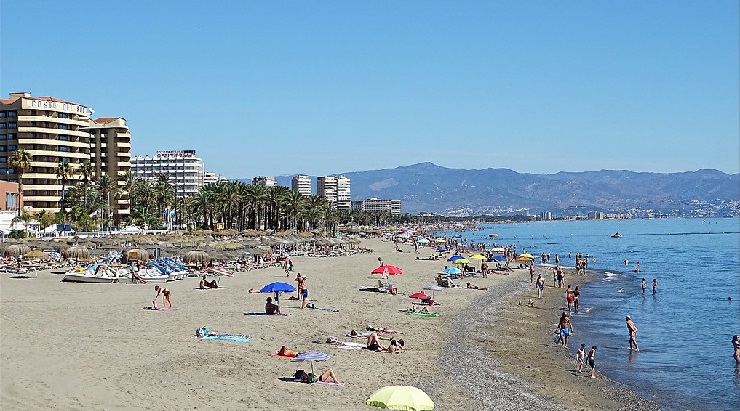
[154,285,172,309]
[577,344,586,373]
[587,346,597,378]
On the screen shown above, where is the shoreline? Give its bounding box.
[432,264,660,410]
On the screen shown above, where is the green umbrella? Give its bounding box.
[452,259,470,265]
[367,386,434,410]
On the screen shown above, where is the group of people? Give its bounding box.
[641,277,657,295]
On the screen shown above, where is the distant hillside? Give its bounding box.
[262,163,739,216]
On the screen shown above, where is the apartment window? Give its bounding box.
[0,147,5,152]
[58,146,70,152]
[0,112,5,118]
[6,133,14,140]
[58,134,70,141]
[0,124,5,129]
[7,123,16,129]
[0,134,5,140]
[0,158,7,163]
[8,145,17,151]
[58,113,70,119]
[6,192,18,209]
[7,111,17,117]
[57,124,69,130]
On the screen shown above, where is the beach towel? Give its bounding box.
[316,381,345,386]
[194,287,226,290]
[244,312,287,316]
[335,342,365,350]
[271,351,297,359]
[143,306,179,311]
[200,334,250,343]
[405,312,440,317]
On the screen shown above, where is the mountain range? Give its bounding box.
[271,162,739,217]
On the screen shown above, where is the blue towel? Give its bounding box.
[201,334,250,342]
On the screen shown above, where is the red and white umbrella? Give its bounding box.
[371,265,403,275]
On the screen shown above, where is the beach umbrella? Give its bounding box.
[519,253,535,259]
[62,246,91,260]
[517,255,533,262]
[371,265,403,275]
[290,351,330,374]
[452,259,470,265]
[447,255,464,262]
[416,238,430,244]
[127,248,150,262]
[4,244,31,257]
[470,254,486,260]
[492,247,506,252]
[260,282,296,293]
[366,385,434,410]
[435,238,446,243]
[183,250,211,264]
[436,246,447,252]
[24,249,50,259]
[423,285,443,299]
[442,267,461,275]
[409,292,430,300]
[491,255,506,262]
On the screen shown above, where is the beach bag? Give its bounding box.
[294,369,308,382]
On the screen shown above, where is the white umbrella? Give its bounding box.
[290,351,330,374]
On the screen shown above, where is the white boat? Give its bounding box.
[119,267,170,283]
[62,265,127,283]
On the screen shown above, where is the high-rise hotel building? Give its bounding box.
[252,176,276,187]
[131,150,205,198]
[291,174,312,196]
[317,175,351,210]
[0,92,131,221]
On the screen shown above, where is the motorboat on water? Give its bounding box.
[62,263,127,283]
[611,232,623,238]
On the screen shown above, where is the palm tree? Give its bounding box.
[244,184,267,230]
[97,174,118,230]
[79,160,95,210]
[9,149,32,216]
[283,191,306,230]
[56,160,74,214]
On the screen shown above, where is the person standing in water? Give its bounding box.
[626,315,640,351]
[641,278,646,295]
[587,346,597,378]
[652,278,657,295]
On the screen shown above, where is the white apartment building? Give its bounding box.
[204,171,225,186]
[351,198,401,215]
[291,174,311,196]
[131,150,204,198]
[317,175,351,210]
[252,176,276,187]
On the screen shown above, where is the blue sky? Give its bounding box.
[2,1,738,178]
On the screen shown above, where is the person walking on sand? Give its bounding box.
[641,278,647,295]
[576,343,586,373]
[587,346,597,378]
[626,315,640,351]
[652,278,657,295]
[295,273,306,298]
[558,311,573,348]
[536,274,545,299]
[529,263,535,283]
[573,286,580,311]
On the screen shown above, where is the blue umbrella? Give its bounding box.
[443,267,462,275]
[447,255,464,262]
[291,351,330,374]
[490,255,506,262]
[260,282,296,293]
[436,246,447,252]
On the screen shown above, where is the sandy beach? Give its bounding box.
[1,237,657,410]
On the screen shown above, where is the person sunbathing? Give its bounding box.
[265,297,280,315]
[349,329,371,337]
[366,332,386,351]
[466,283,488,290]
[365,325,399,334]
[315,368,341,384]
[277,345,298,358]
[199,275,218,289]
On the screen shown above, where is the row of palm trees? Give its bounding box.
[8,148,415,234]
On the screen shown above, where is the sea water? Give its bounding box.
[435,218,740,411]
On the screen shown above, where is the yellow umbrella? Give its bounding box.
[519,253,535,259]
[435,238,447,243]
[367,385,434,410]
[452,259,470,264]
[517,256,534,262]
[470,254,486,260]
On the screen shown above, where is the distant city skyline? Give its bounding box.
[2,1,738,178]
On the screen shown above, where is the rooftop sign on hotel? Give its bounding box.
[21,99,90,115]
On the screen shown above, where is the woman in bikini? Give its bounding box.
[317,368,341,384]
[154,285,172,309]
